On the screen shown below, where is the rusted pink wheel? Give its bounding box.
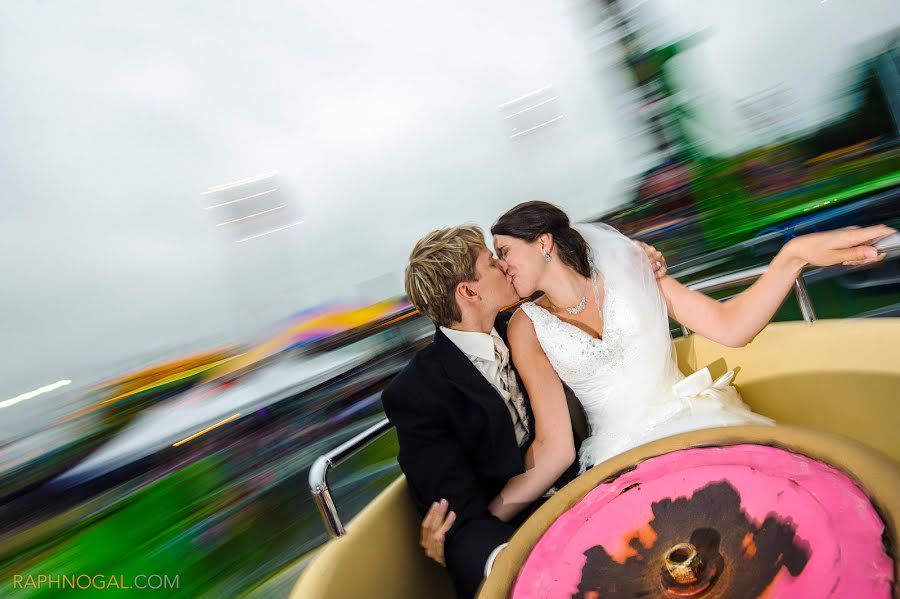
[480,426,900,599]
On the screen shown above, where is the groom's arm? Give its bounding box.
[382,381,514,594]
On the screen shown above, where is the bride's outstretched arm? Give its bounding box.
[658,225,895,347]
[487,310,576,522]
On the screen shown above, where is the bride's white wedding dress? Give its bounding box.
[519,223,773,472]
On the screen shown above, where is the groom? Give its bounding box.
[381,225,667,598]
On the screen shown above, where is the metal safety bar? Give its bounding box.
[679,241,900,335]
[309,415,393,538]
[680,265,818,336]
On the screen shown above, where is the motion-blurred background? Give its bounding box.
[2,1,899,596]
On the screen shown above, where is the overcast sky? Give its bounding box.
[1,0,898,408]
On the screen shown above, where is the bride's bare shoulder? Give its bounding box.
[508,306,539,344]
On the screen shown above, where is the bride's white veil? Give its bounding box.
[571,222,680,463]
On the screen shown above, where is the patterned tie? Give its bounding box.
[492,335,530,445]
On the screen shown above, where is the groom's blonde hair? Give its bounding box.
[405,225,486,327]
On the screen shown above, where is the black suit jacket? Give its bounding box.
[381,315,580,598]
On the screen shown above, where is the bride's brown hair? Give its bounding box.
[491,201,591,278]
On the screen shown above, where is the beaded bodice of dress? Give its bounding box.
[519,283,661,462]
[521,288,637,382]
[523,283,645,404]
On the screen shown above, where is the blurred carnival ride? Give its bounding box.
[0,299,428,597]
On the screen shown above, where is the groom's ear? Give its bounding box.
[455,281,480,304]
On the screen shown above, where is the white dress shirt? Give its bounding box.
[439,326,530,446]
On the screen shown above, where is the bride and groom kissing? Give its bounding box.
[381,200,894,598]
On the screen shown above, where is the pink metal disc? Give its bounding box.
[511,444,894,598]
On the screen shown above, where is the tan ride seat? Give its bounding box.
[291,475,456,599]
[675,319,900,463]
[292,319,900,599]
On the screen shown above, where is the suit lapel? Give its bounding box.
[433,327,524,471]
[434,327,499,399]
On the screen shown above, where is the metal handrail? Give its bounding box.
[686,265,769,294]
[680,244,900,335]
[309,415,393,538]
[680,265,817,335]
[311,250,899,535]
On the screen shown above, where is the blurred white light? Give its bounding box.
[1,379,72,409]
[203,171,279,195]
[216,205,286,227]
[509,115,564,139]
[235,221,304,243]
[503,96,560,119]
[498,84,553,109]
[205,188,278,210]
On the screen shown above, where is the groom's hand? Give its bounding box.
[420,499,456,566]
[635,240,668,279]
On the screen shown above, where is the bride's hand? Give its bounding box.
[780,224,896,270]
[635,240,668,279]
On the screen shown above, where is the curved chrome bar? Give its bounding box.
[682,246,900,334]
[309,415,393,538]
[686,265,770,294]
[682,265,813,334]
[684,265,818,325]
[793,277,817,323]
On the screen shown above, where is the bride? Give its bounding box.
[486,201,894,521]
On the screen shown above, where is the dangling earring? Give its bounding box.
[542,245,552,263]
